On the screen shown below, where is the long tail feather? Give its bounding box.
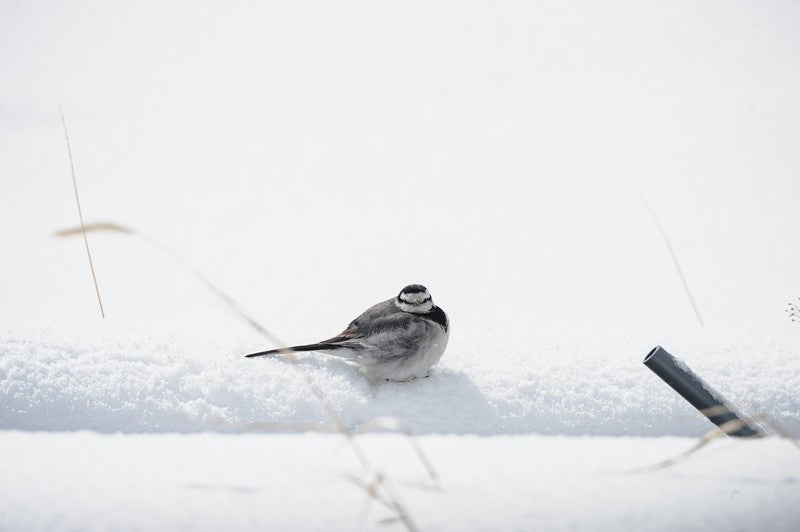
[245,342,345,358]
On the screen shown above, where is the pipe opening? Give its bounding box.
[643,345,661,364]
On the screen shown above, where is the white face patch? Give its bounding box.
[395,299,434,314]
[399,290,430,304]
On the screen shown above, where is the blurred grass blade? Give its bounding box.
[636,189,704,327]
[355,417,440,489]
[54,222,133,237]
[632,414,773,473]
[52,218,428,532]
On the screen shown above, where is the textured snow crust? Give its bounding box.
[2,320,797,437]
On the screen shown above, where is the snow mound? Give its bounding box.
[1,320,798,436]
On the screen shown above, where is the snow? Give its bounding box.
[2,431,799,531]
[2,0,800,530]
[1,321,798,436]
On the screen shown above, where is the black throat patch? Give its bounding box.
[423,306,448,331]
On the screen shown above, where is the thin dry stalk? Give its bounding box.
[344,473,419,531]
[59,108,105,319]
[636,190,704,327]
[54,222,132,237]
[756,414,800,452]
[54,220,427,531]
[344,473,395,518]
[55,222,283,346]
[355,417,441,489]
[631,412,799,473]
[632,416,764,473]
[220,415,440,488]
[698,404,766,436]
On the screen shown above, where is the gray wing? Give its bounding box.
[319,298,414,345]
[246,299,415,359]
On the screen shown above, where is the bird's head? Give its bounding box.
[395,284,434,313]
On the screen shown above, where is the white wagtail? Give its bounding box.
[245,284,449,382]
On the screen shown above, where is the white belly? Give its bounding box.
[364,325,450,382]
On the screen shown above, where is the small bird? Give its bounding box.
[245,284,449,382]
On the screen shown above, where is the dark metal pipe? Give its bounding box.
[643,345,763,438]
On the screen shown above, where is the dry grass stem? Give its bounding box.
[758,414,800,451]
[215,416,439,489]
[344,473,395,521]
[698,404,765,435]
[636,190,704,327]
[54,219,428,531]
[54,222,132,237]
[54,221,283,347]
[631,412,799,473]
[355,417,441,489]
[635,416,763,473]
[344,473,419,532]
[59,108,105,319]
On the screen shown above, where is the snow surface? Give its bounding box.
[1,321,798,436]
[2,431,799,531]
